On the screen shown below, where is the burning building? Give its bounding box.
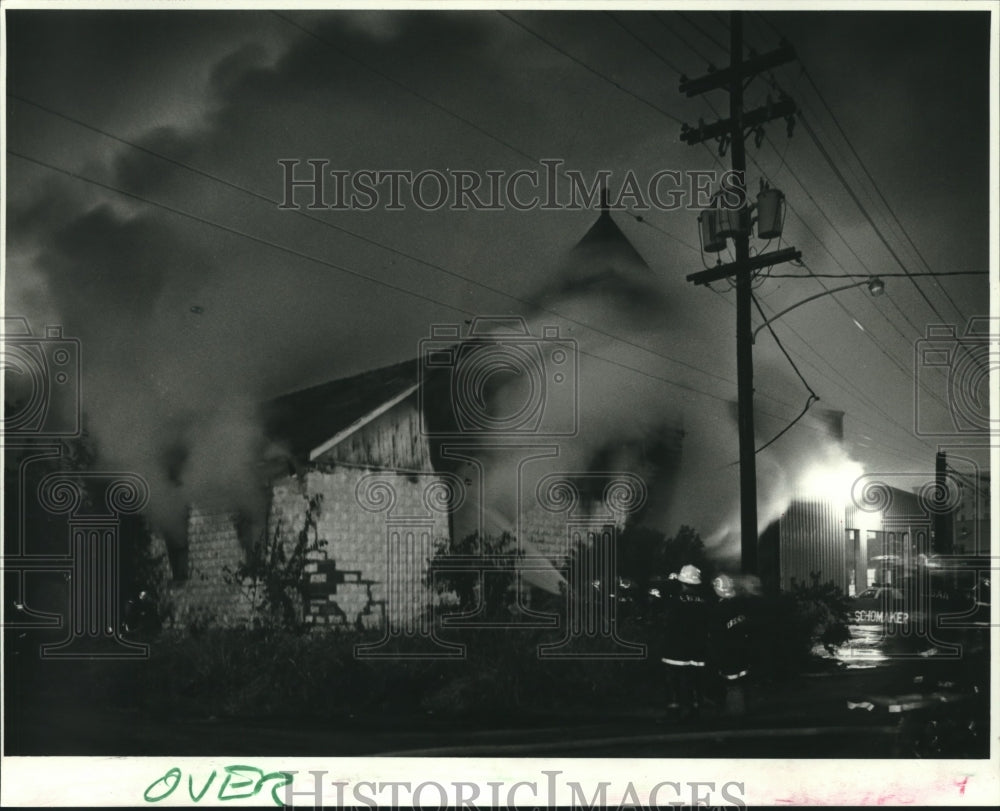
[161,195,678,629]
[759,483,932,596]
[158,195,938,631]
[160,350,661,630]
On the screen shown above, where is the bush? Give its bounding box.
[429,531,519,622]
[224,494,327,632]
[68,524,850,723]
[755,574,852,678]
[135,626,422,720]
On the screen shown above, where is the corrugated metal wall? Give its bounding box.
[779,487,934,593]
[779,499,848,591]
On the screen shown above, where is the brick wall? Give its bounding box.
[272,465,449,629]
[167,464,449,630]
[165,505,255,628]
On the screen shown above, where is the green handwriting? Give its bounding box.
[144,764,293,807]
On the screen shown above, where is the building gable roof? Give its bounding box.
[263,357,421,461]
[263,205,651,463]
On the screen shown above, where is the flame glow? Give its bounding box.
[797,453,865,503]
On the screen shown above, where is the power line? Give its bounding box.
[661,215,939,465]
[626,210,702,255]
[34,14,756,404]
[7,150,476,315]
[605,11,687,77]
[497,11,685,125]
[599,10,731,182]
[761,168,919,344]
[10,14,950,481]
[780,122,952,350]
[281,11,920,430]
[765,271,988,279]
[750,291,820,454]
[668,43,954,422]
[711,11,731,34]
[10,147,866,454]
[617,14,732,175]
[708,282,939,469]
[756,396,817,455]
[747,290,937,461]
[272,10,884,440]
[684,140,923,463]
[749,138,949,398]
[738,20,971,342]
[758,129,927,339]
[799,66,969,323]
[632,18,944,461]
[755,8,970,324]
[271,12,540,166]
[677,10,729,55]
[786,88,928,298]
[751,292,818,401]
[739,116,956,418]
[799,113,953,326]
[648,11,715,66]
[792,258,953,415]
[745,10,775,48]
[753,11,783,41]
[709,293,933,467]
[749,58,966,332]
[8,94,747,395]
[9,148,761,410]
[266,13,776,397]
[604,22,871,439]
[634,206,917,433]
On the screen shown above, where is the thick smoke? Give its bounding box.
[473,213,865,571]
[5,12,506,548]
[6,11,865,568]
[7,189,274,542]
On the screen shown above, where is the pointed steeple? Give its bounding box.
[572,182,650,272]
[529,179,659,311]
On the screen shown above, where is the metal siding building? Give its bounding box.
[771,486,932,594]
[779,498,848,591]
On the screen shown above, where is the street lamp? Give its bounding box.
[752,276,886,343]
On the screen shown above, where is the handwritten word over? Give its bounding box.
[144,765,293,806]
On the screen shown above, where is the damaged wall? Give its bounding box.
[165,393,450,630]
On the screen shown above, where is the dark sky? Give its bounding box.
[3,6,993,547]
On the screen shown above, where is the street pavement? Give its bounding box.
[6,646,986,758]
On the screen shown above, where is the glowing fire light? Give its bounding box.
[797,456,865,502]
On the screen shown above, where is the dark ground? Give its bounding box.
[5,635,988,758]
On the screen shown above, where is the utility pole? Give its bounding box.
[933,451,954,555]
[730,15,757,578]
[679,12,800,575]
